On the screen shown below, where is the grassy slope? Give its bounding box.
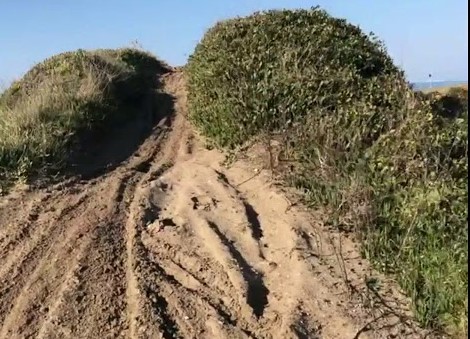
[0,48,168,193]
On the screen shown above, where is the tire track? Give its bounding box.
[144,241,238,313]
[0,192,91,329]
[0,174,126,337]
[0,192,89,281]
[30,234,94,339]
[149,256,254,337]
[206,220,269,318]
[0,211,97,338]
[51,219,128,338]
[129,209,254,338]
[135,142,308,337]
[0,192,51,257]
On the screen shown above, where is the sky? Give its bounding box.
[0,0,467,85]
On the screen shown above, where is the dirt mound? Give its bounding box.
[0,71,430,338]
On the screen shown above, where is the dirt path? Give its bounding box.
[0,71,427,339]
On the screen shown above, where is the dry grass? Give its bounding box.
[0,48,167,193]
[421,83,468,94]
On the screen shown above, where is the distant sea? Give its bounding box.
[411,80,468,91]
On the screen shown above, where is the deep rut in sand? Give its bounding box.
[0,71,430,339]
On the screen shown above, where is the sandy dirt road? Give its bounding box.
[0,71,427,339]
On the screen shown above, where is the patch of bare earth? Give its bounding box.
[0,71,434,338]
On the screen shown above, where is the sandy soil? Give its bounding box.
[0,71,431,339]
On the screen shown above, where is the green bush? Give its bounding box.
[186,7,468,334]
[186,7,407,149]
[0,48,169,192]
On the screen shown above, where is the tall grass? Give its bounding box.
[0,65,110,186]
[0,48,168,192]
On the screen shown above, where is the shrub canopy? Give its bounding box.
[186,7,407,149]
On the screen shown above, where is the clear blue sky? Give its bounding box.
[0,0,467,84]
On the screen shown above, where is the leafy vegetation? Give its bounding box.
[186,7,468,335]
[186,7,405,149]
[0,48,169,192]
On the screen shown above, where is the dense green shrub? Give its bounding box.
[186,7,407,149]
[0,48,169,191]
[186,7,468,334]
